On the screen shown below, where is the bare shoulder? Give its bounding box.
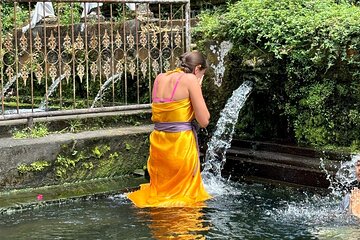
[156,72,166,81]
[181,73,197,86]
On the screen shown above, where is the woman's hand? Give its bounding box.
[198,75,204,87]
[350,187,360,218]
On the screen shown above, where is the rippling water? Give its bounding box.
[0,181,359,240]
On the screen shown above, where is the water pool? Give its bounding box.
[0,181,358,240]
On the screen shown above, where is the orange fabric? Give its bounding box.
[147,207,208,239]
[127,98,212,207]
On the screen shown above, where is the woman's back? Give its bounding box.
[152,70,209,127]
[152,71,190,103]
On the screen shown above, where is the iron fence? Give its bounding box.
[0,0,190,122]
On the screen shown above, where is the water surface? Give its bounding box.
[0,181,358,240]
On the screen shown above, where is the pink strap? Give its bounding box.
[169,76,182,100]
[152,73,184,102]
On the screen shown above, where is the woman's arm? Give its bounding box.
[187,75,210,128]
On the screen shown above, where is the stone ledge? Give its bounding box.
[0,124,153,149]
[0,176,147,215]
[222,139,351,188]
[0,125,153,191]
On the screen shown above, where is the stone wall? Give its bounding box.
[0,125,152,191]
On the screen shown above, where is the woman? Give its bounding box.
[127,51,212,207]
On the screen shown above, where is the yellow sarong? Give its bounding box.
[127,98,212,207]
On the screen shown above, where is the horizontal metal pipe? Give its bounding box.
[0,104,151,121]
[0,109,152,126]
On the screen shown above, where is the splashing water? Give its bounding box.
[91,73,123,108]
[332,154,359,195]
[271,154,360,227]
[210,41,233,87]
[202,81,253,195]
[38,74,66,109]
[1,73,22,98]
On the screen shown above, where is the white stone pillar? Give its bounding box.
[81,3,104,18]
[22,2,56,33]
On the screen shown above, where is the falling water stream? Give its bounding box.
[91,73,123,108]
[202,80,253,195]
[1,74,66,115]
[1,73,22,98]
[38,74,66,110]
[2,72,121,114]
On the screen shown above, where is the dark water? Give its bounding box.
[0,181,359,240]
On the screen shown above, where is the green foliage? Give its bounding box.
[63,119,84,133]
[125,142,132,150]
[54,3,82,25]
[55,152,84,179]
[114,4,136,22]
[196,0,360,149]
[92,145,110,158]
[12,122,49,139]
[17,161,50,174]
[1,3,28,34]
[55,144,113,180]
[0,3,81,34]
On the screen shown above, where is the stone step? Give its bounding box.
[221,139,351,188]
[0,176,146,215]
[227,146,338,172]
[230,139,350,161]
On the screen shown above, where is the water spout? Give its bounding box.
[202,81,253,193]
[38,74,66,110]
[1,73,22,98]
[209,41,233,87]
[91,73,123,108]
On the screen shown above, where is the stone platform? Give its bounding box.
[222,139,351,189]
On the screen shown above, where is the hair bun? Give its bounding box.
[180,63,191,73]
[177,51,207,73]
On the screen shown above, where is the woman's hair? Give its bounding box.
[178,51,207,73]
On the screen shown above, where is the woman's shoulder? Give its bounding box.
[179,72,197,84]
[156,71,196,86]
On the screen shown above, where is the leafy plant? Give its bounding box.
[12,122,49,139]
[17,161,50,174]
[1,3,28,34]
[53,3,82,25]
[65,119,84,133]
[195,0,360,149]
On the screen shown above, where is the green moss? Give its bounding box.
[125,142,132,150]
[54,143,125,181]
[17,161,51,174]
[92,145,110,158]
[12,134,149,187]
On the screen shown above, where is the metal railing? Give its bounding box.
[0,0,190,122]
